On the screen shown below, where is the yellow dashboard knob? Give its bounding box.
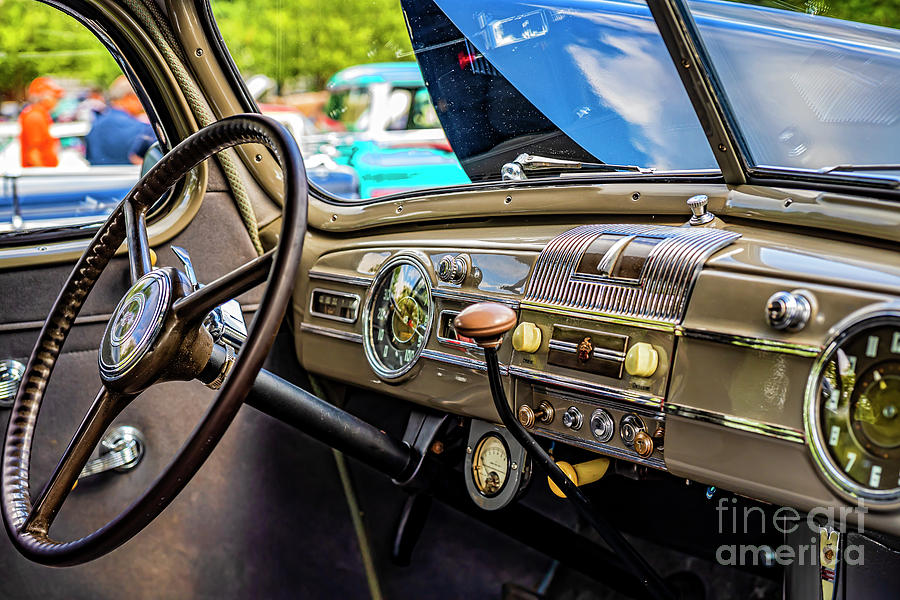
[624,342,659,378]
[512,322,542,353]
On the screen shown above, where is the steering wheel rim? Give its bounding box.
[1,114,307,566]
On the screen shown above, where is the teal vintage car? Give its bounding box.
[318,62,470,198]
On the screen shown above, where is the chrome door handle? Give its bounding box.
[78,425,145,480]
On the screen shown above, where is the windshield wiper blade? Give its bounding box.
[501,153,653,181]
[819,164,900,174]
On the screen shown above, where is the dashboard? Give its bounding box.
[292,212,900,534]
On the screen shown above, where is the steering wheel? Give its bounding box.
[1,114,307,566]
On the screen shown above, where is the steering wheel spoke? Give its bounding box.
[173,248,275,324]
[123,198,152,285]
[24,387,132,534]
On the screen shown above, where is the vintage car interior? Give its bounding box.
[1,0,898,598]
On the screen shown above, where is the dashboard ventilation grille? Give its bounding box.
[523,224,740,324]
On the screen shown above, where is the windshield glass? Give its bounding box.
[211,0,717,200]
[687,0,900,177]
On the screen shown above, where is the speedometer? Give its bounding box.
[807,308,900,506]
[363,256,433,380]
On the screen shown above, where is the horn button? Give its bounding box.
[99,270,173,389]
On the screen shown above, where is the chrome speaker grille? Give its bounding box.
[523,224,740,325]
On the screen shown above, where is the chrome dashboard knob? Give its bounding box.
[438,254,468,284]
[562,406,583,431]
[687,194,715,225]
[766,290,812,332]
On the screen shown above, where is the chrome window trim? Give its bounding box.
[308,288,360,324]
[299,322,363,344]
[678,328,822,358]
[509,365,662,408]
[665,403,804,445]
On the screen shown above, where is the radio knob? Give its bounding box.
[765,291,812,332]
[624,342,659,378]
[562,406,583,431]
[589,408,615,443]
[438,254,468,284]
[633,431,655,458]
[518,401,554,428]
[512,322,542,353]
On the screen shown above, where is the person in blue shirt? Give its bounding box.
[85,76,157,165]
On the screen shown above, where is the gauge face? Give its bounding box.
[363,258,432,379]
[472,433,510,497]
[809,316,900,504]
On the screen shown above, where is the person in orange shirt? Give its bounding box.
[19,77,65,167]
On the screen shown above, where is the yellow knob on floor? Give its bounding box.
[624,342,659,378]
[512,322,542,353]
[548,458,610,498]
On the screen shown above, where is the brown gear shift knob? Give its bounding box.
[453,302,517,349]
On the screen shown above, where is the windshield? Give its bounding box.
[687,0,900,177]
[211,0,717,200]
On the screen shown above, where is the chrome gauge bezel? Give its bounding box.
[362,254,434,381]
[805,305,900,508]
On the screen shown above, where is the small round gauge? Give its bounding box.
[471,433,510,497]
[807,310,900,506]
[363,257,432,380]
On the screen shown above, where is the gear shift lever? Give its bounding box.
[454,303,673,600]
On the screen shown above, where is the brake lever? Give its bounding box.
[454,303,675,600]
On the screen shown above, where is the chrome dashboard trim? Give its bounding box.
[308,288,360,324]
[299,322,363,344]
[509,365,662,408]
[532,427,666,470]
[308,270,373,287]
[431,288,520,309]
[524,224,740,325]
[547,339,626,363]
[520,301,677,333]
[679,328,822,358]
[421,348,508,375]
[664,403,805,444]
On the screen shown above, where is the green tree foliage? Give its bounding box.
[739,0,900,29]
[211,0,414,91]
[0,0,121,100]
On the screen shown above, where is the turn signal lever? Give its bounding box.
[454,303,674,600]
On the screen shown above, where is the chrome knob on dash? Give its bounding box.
[518,401,555,429]
[766,290,812,332]
[687,194,715,225]
[438,254,468,284]
[562,406,583,431]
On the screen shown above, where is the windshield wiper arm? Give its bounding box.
[501,153,653,181]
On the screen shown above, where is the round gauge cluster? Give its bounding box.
[807,309,900,505]
[363,256,433,380]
